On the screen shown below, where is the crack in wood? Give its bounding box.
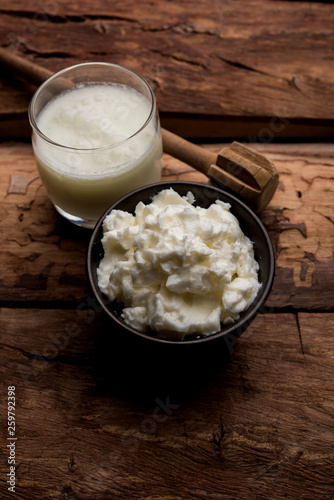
[138,23,221,38]
[138,23,187,34]
[0,9,67,23]
[217,55,307,97]
[217,55,269,76]
[17,42,73,58]
[150,48,208,70]
[29,50,73,59]
[0,10,138,24]
[212,418,225,453]
[68,454,77,472]
[24,352,58,361]
[300,260,308,281]
[0,342,33,356]
[301,174,334,187]
[314,208,334,226]
[296,313,305,358]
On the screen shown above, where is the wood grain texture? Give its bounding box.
[1,4,333,497]
[0,0,334,138]
[0,308,333,499]
[209,143,334,310]
[0,141,333,309]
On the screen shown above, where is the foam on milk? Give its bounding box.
[32,83,162,224]
[36,84,155,178]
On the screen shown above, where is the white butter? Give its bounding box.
[97,188,261,339]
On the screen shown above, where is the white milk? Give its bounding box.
[33,84,162,227]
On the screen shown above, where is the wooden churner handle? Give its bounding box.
[0,46,51,86]
[162,128,278,212]
[0,47,278,211]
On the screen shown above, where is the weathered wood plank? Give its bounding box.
[0,0,334,138]
[210,143,334,310]
[0,309,333,499]
[0,142,333,309]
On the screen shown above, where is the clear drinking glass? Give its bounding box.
[28,62,163,228]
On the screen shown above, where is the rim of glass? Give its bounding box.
[28,62,157,152]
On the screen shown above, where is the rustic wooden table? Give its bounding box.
[0,1,333,499]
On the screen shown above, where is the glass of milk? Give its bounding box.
[28,62,163,228]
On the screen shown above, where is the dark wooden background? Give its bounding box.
[1,0,334,139]
[0,1,334,499]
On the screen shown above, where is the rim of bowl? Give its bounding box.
[87,181,275,346]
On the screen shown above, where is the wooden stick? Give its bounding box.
[161,127,217,175]
[162,128,278,211]
[0,47,278,211]
[0,47,51,86]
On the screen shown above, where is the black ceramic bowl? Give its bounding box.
[87,181,275,348]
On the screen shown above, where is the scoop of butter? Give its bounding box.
[97,188,261,339]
